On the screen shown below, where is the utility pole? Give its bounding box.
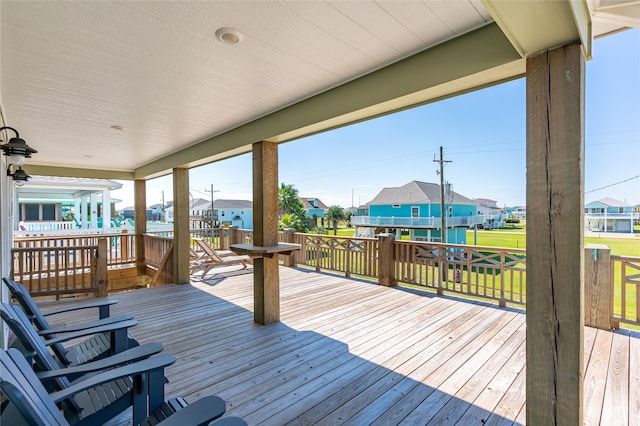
[161,191,165,222]
[205,184,219,220]
[434,146,452,243]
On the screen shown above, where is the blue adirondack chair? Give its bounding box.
[3,277,139,365]
[0,302,162,385]
[0,348,246,426]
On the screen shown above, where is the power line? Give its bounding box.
[586,174,640,193]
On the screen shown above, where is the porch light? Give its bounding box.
[0,126,37,166]
[8,166,30,186]
[1,126,37,185]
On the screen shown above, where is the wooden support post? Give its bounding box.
[378,233,395,287]
[121,229,129,260]
[253,141,280,325]
[173,167,190,284]
[526,43,585,425]
[96,238,108,297]
[134,180,147,276]
[229,225,242,247]
[584,244,615,330]
[282,228,296,267]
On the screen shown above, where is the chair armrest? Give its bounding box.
[38,313,134,335]
[42,299,118,319]
[49,354,177,404]
[43,319,137,346]
[208,417,249,426]
[156,396,227,426]
[36,342,165,381]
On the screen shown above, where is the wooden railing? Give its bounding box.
[291,233,379,278]
[10,229,635,331]
[11,243,103,297]
[13,231,135,268]
[148,227,250,252]
[143,234,174,286]
[611,255,640,327]
[393,240,526,306]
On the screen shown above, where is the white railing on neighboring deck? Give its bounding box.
[584,212,639,219]
[351,215,485,228]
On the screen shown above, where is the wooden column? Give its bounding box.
[173,167,190,284]
[378,233,395,286]
[584,244,614,330]
[526,43,585,425]
[134,179,147,276]
[253,141,280,325]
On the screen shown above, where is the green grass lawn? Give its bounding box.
[326,226,638,256]
[469,230,639,257]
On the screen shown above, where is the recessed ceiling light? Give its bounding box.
[215,28,243,45]
[110,125,126,131]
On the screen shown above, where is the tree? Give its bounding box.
[278,183,299,217]
[325,205,346,235]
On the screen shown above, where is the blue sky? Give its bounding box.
[113,28,639,209]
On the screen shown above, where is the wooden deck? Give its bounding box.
[39,266,639,425]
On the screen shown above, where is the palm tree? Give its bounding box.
[278,183,299,217]
[325,205,346,235]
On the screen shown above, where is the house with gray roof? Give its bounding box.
[351,180,484,243]
[585,197,638,233]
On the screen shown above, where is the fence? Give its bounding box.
[10,243,103,297]
[10,229,635,331]
[392,240,526,306]
[611,254,640,327]
[290,233,379,278]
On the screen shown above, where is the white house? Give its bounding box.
[15,175,122,231]
[585,197,638,233]
[472,198,506,229]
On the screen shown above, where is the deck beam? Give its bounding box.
[526,42,585,425]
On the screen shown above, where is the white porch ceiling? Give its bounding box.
[1,1,637,180]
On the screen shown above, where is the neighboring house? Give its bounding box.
[585,197,638,233]
[473,198,506,230]
[15,175,122,230]
[299,197,328,227]
[509,206,527,221]
[214,199,253,229]
[351,180,484,244]
[148,203,165,221]
[164,198,253,228]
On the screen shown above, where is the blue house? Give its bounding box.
[585,197,638,233]
[299,197,328,227]
[351,180,483,243]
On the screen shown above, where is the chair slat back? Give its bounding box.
[0,303,73,393]
[0,348,68,426]
[3,278,72,365]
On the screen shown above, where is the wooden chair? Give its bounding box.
[190,238,252,278]
[0,302,162,384]
[3,278,139,365]
[0,348,245,426]
[192,237,240,259]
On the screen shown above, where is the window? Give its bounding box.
[411,206,419,218]
[25,204,39,221]
[42,204,56,220]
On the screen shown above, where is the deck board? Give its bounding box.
[35,266,637,426]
